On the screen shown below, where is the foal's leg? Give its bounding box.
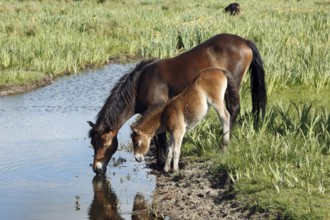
[220,107,231,148]
[213,101,231,149]
[164,134,174,173]
[172,129,185,172]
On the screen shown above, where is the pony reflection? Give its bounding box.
[132,193,152,220]
[89,176,124,220]
[89,176,155,220]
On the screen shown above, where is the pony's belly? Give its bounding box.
[185,104,208,131]
[186,118,203,130]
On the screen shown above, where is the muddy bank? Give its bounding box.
[149,158,270,220]
[0,75,54,96]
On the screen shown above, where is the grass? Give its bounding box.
[1,0,329,218]
[0,0,329,88]
[183,98,330,219]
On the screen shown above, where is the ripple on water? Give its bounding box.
[0,139,90,191]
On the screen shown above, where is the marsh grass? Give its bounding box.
[183,100,330,219]
[0,0,329,89]
[183,66,329,218]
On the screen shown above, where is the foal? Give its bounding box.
[131,68,234,172]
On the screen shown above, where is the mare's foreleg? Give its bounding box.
[154,132,167,169]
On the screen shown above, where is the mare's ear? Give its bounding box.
[87,121,95,128]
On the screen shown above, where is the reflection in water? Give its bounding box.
[89,175,157,220]
[89,176,124,220]
[0,64,156,220]
[132,193,151,220]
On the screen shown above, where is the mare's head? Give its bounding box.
[130,127,152,162]
[88,121,118,175]
[87,59,157,175]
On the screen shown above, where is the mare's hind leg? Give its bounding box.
[225,89,240,128]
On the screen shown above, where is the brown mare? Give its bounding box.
[131,68,232,172]
[88,33,266,175]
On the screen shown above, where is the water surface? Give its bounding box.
[0,64,156,220]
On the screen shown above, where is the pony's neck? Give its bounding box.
[94,61,151,133]
[97,103,135,133]
[136,106,164,137]
[115,106,136,130]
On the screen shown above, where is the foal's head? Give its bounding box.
[130,127,152,162]
[88,121,118,175]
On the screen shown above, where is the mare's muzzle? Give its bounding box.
[93,161,107,175]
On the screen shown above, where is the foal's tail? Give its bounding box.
[246,40,267,121]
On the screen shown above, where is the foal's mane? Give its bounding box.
[89,59,156,136]
[131,102,167,129]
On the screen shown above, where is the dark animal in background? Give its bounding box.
[224,3,240,15]
[176,34,185,51]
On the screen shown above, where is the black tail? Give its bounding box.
[246,40,267,121]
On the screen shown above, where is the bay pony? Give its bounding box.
[131,68,235,172]
[88,33,266,175]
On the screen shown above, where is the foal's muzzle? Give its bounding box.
[134,154,144,163]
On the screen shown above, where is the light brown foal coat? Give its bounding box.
[131,68,231,172]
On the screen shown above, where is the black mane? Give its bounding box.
[89,59,156,136]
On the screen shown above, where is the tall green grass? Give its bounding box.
[0,0,329,89]
[183,101,330,219]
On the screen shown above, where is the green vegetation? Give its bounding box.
[180,1,330,215]
[184,101,330,219]
[1,0,329,218]
[1,0,328,88]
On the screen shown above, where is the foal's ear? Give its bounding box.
[130,126,140,135]
[87,121,95,128]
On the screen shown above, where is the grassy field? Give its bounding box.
[1,0,329,218]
